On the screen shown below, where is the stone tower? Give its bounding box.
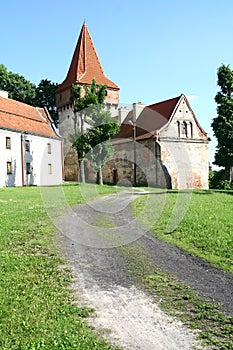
[55,23,119,180]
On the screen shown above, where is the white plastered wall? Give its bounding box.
[0,129,63,187]
[0,130,22,187]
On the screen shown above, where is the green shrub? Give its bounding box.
[209,169,232,189]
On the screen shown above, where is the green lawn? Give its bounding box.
[1,185,232,349]
[0,184,118,350]
[125,189,233,349]
[132,190,233,273]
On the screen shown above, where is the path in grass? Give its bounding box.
[59,190,232,349]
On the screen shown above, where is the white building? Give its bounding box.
[0,90,63,187]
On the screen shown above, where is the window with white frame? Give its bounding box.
[48,163,52,174]
[47,143,51,154]
[25,140,30,152]
[26,163,31,174]
[7,162,12,174]
[6,137,11,149]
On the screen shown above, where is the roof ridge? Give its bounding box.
[0,95,37,110]
[147,95,181,108]
[86,25,105,76]
[0,109,43,122]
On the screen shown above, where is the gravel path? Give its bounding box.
[58,190,233,349]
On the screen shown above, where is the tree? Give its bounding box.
[70,79,107,183]
[0,64,36,105]
[35,79,58,123]
[73,105,119,184]
[212,64,233,182]
[0,65,58,122]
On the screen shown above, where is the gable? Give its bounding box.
[158,95,209,140]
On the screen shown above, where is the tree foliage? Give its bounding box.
[35,79,58,122]
[0,64,36,105]
[70,79,106,113]
[0,64,58,122]
[71,80,119,184]
[211,64,233,181]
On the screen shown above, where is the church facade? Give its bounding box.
[56,23,210,189]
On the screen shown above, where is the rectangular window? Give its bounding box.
[48,163,52,174]
[26,162,31,174]
[6,137,11,149]
[47,143,51,154]
[25,140,30,152]
[7,162,12,174]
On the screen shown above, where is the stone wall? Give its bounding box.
[56,85,119,181]
[102,137,209,189]
[102,139,168,188]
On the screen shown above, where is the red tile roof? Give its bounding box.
[115,95,181,140]
[136,96,181,133]
[57,23,119,92]
[0,96,59,138]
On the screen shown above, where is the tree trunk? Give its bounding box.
[78,160,85,183]
[230,166,233,183]
[96,167,103,185]
[78,114,86,183]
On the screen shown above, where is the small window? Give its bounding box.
[182,121,188,138]
[177,121,181,137]
[190,122,193,138]
[26,163,31,174]
[47,143,51,154]
[7,162,12,174]
[6,137,11,149]
[48,163,52,174]
[25,140,30,152]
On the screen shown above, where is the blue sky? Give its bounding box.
[2,0,233,165]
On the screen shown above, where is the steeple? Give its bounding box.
[56,23,119,92]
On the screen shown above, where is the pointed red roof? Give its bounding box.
[57,23,119,92]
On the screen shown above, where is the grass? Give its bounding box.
[1,185,233,349]
[132,190,233,273]
[128,189,233,348]
[118,244,233,349]
[0,184,119,350]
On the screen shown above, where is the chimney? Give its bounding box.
[118,106,130,124]
[0,90,9,98]
[132,102,146,122]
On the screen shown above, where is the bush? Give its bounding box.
[209,169,233,189]
[218,180,233,190]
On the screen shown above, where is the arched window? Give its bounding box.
[190,122,193,138]
[177,121,181,137]
[182,121,188,138]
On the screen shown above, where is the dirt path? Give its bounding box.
[59,191,233,349]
